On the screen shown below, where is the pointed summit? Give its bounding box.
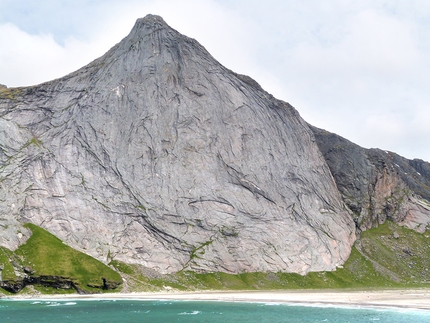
[134,14,169,29]
[78,14,217,91]
[125,14,173,41]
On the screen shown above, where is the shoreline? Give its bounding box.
[4,289,430,311]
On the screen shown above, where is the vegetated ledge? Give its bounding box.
[0,223,122,294]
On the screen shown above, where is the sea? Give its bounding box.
[1,299,430,322]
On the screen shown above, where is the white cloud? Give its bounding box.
[0,0,429,162]
[0,22,102,86]
[291,9,421,75]
[0,23,59,86]
[266,6,430,161]
[0,0,258,86]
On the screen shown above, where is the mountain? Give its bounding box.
[311,126,430,232]
[0,15,429,278]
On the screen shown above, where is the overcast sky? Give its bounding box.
[0,0,429,162]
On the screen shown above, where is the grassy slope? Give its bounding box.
[111,221,430,291]
[1,221,429,294]
[0,247,17,280]
[2,223,122,292]
[357,221,430,285]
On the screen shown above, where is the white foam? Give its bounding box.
[64,302,77,306]
[46,301,76,307]
[178,310,202,315]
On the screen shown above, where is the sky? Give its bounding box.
[0,0,429,162]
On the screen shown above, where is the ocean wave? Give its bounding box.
[262,302,283,306]
[178,310,202,315]
[46,302,77,307]
[131,310,150,314]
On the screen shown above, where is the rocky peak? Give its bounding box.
[111,14,182,56]
[130,14,170,35]
[0,16,360,275]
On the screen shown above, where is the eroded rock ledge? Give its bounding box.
[0,275,121,294]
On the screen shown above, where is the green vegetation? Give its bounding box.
[28,137,43,147]
[16,223,122,290]
[21,137,43,150]
[356,221,430,285]
[1,220,429,295]
[109,260,187,291]
[190,240,213,261]
[111,221,430,292]
[0,87,23,101]
[0,223,122,294]
[0,247,17,280]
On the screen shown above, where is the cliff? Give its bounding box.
[0,15,428,278]
[311,126,430,232]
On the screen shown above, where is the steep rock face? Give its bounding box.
[0,15,356,274]
[311,126,430,232]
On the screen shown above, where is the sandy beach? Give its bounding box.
[7,289,430,310]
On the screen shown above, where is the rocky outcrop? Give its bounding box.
[0,275,120,293]
[311,126,430,232]
[0,15,356,275]
[87,278,122,290]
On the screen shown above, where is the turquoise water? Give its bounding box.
[1,299,430,322]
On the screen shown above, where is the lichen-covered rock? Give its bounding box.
[311,125,430,232]
[0,15,357,274]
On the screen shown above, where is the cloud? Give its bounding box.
[0,0,258,86]
[0,22,101,86]
[264,6,430,161]
[0,0,429,162]
[0,23,65,86]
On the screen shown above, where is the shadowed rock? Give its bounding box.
[311,125,430,233]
